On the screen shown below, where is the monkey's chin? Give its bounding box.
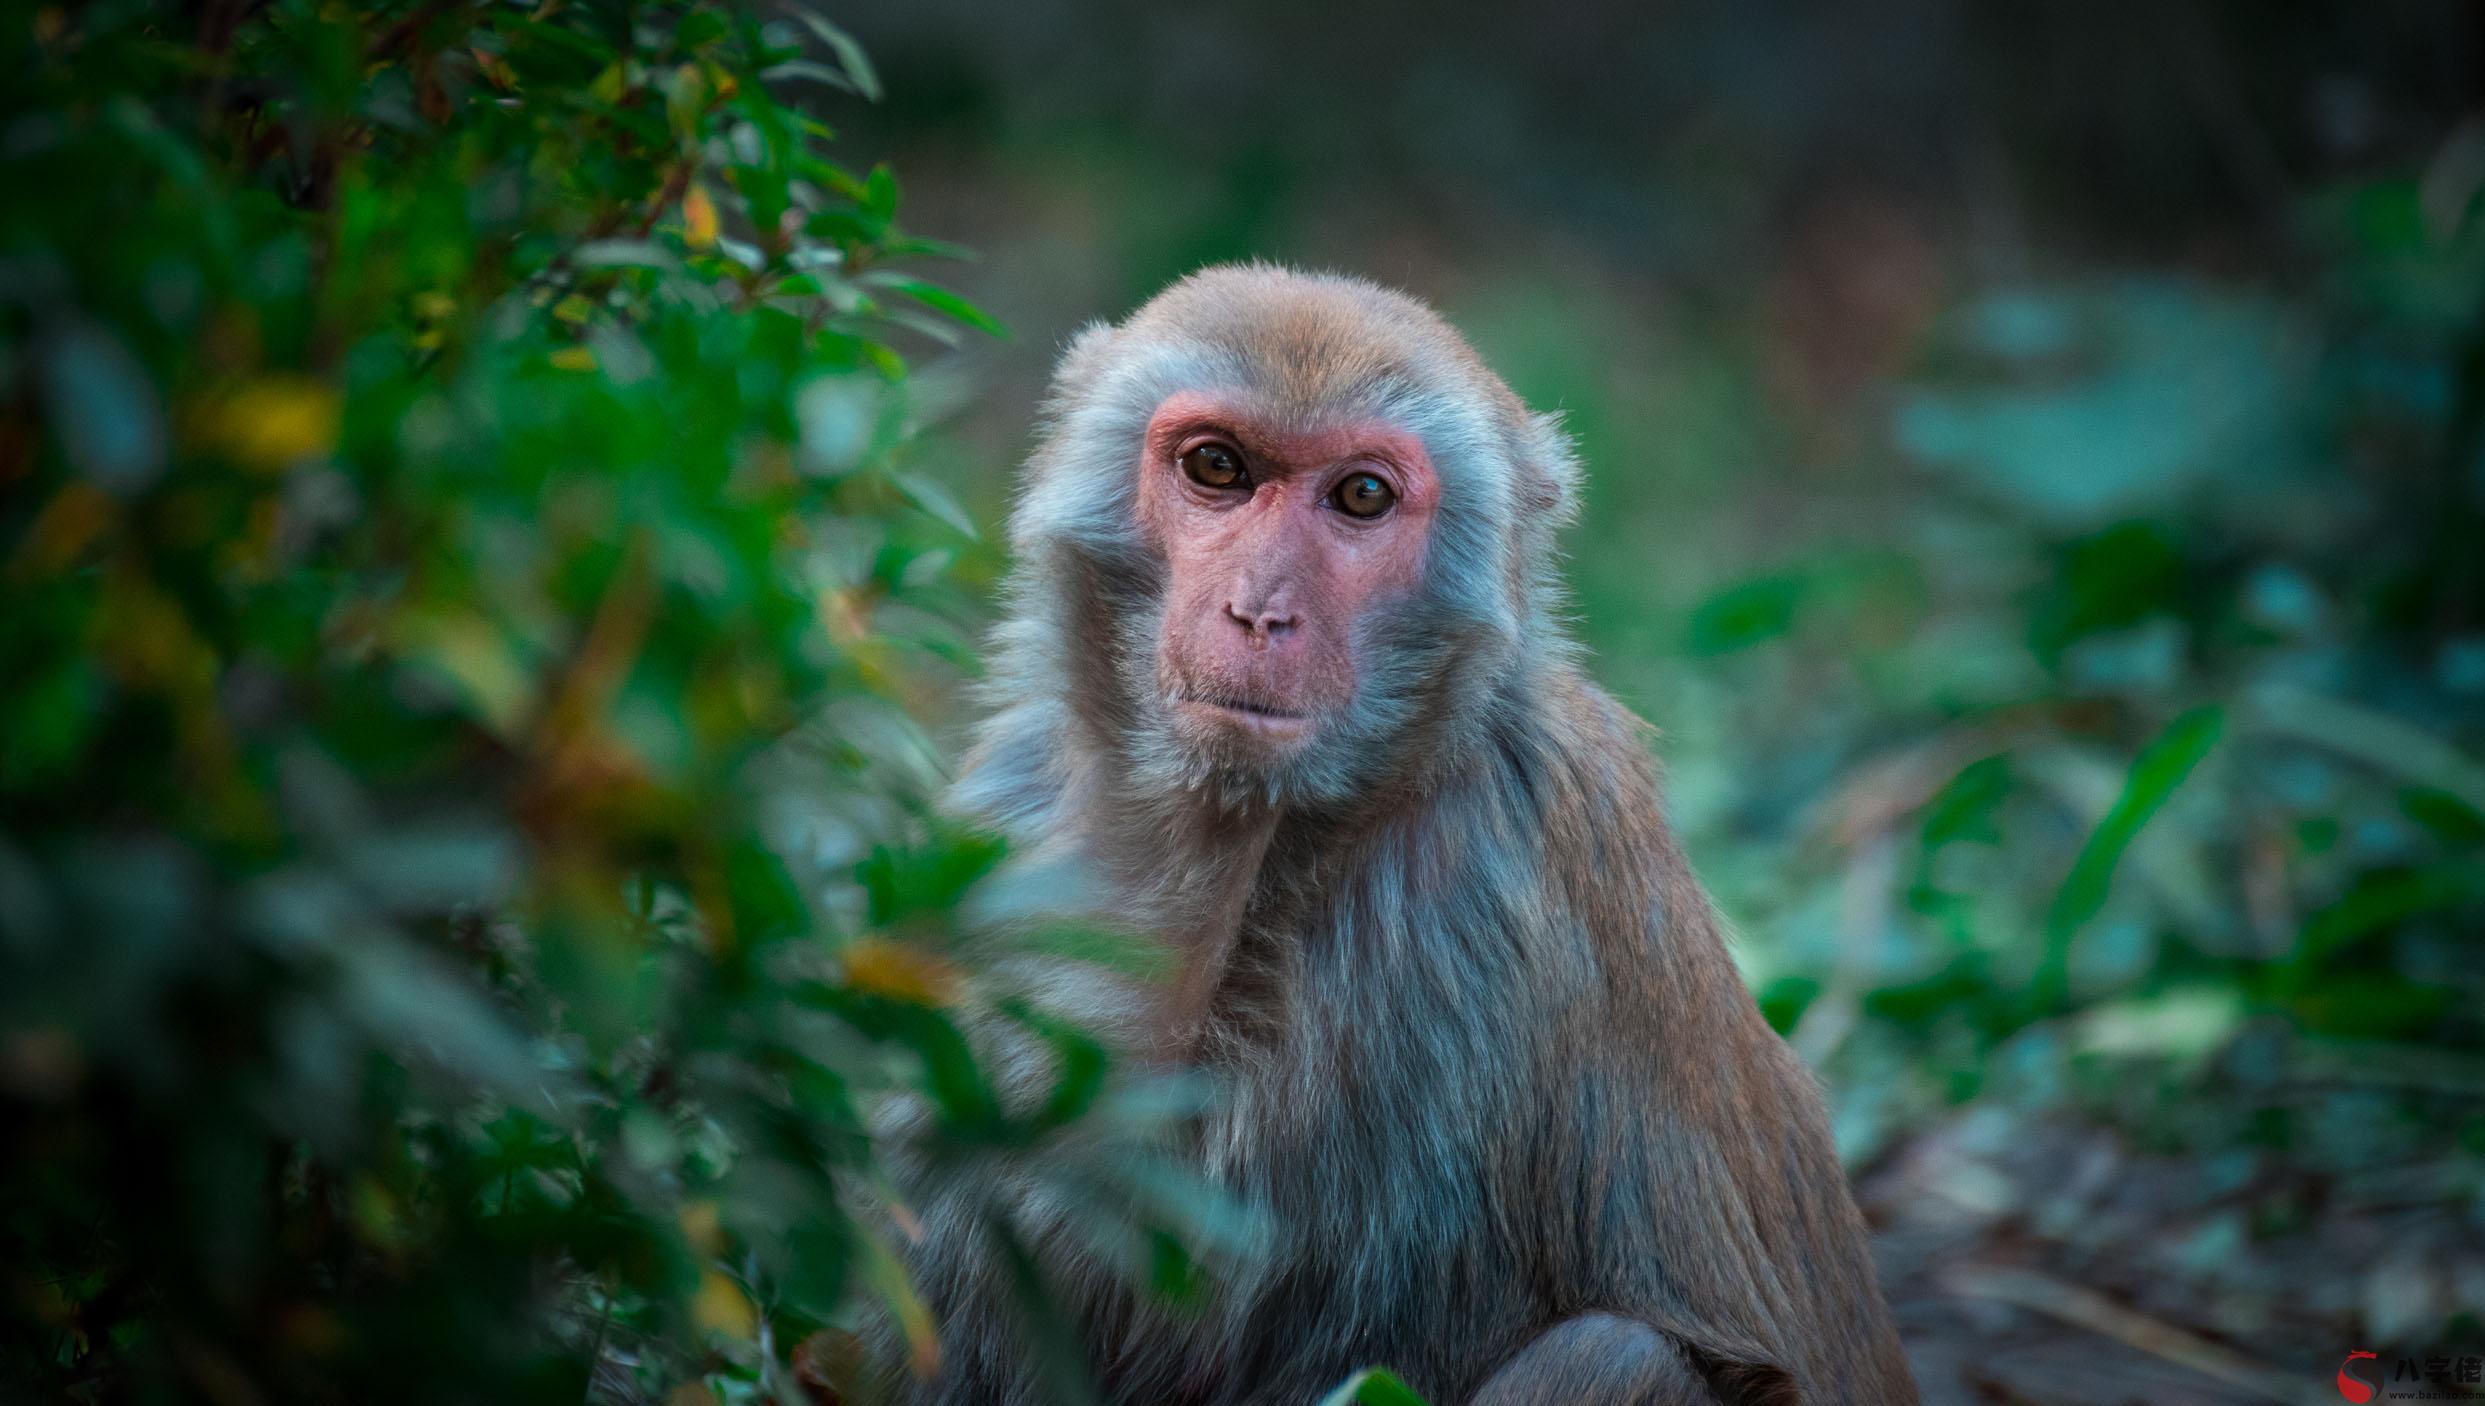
[1173,697,1319,749]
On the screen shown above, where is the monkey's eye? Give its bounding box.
[1332,471,1396,518]
[1179,442,1249,490]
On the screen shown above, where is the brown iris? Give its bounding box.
[1180,442,1248,489]
[1332,471,1395,518]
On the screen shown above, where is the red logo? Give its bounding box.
[2339,1350,2379,1402]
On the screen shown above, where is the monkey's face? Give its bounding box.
[1134,389,1439,765]
[1010,267,1570,808]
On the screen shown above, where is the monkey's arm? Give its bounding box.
[1467,1314,1724,1405]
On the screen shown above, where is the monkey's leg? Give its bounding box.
[1467,1314,1725,1406]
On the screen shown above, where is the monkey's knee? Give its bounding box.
[1469,1314,1724,1406]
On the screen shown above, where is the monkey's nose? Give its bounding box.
[1223,600,1302,640]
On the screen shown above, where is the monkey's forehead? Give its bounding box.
[1112,264,1525,425]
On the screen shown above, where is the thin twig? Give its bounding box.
[1942,1263,2323,1406]
[580,1280,615,1406]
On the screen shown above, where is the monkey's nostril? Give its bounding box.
[1223,602,1300,636]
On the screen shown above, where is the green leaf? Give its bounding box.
[864,274,1007,337]
[673,9,729,51]
[761,59,863,95]
[791,11,883,101]
[1686,575,1802,654]
[895,469,981,540]
[880,233,980,261]
[861,163,899,220]
[2297,863,2485,966]
[2033,705,2225,1008]
[1317,1368,1435,1406]
[855,827,1007,925]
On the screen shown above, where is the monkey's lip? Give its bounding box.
[1176,694,1319,740]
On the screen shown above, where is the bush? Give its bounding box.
[0,3,1071,1400]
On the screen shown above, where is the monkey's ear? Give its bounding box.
[1520,410,1585,526]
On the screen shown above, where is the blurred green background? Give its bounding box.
[829,3,2485,1401]
[4,3,2482,1404]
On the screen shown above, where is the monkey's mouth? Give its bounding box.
[1175,692,1318,741]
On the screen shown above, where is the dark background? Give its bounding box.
[833,4,2485,1401]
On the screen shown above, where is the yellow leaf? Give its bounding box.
[549,346,597,372]
[349,1176,403,1252]
[470,45,515,91]
[843,937,960,1007]
[887,1196,924,1244]
[218,493,283,582]
[665,62,708,135]
[588,61,625,106]
[682,181,719,250]
[97,565,214,692]
[393,607,533,736]
[862,1228,940,1379]
[10,481,115,575]
[677,1199,724,1255]
[692,1268,757,1340]
[210,376,341,472]
[819,584,873,646]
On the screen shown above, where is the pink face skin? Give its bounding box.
[1136,390,1439,752]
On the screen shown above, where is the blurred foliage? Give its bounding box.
[1658,174,2485,1365]
[0,3,1204,1401]
[7,0,2485,1402]
[1654,181,2485,1150]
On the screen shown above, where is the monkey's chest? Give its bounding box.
[1080,898,1556,1401]
[1104,1045,1536,1403]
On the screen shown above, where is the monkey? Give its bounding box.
[885,264,1917,1406]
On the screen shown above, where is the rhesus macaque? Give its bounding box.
[894,266,1916,1405]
